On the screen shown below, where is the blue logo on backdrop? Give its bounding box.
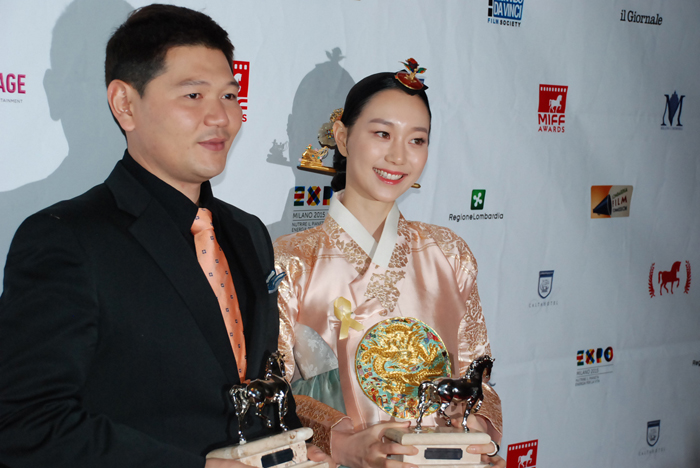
[661,91,685,129]
[646,420,660,447]
[487,0,524,27]
[538,270,554,299]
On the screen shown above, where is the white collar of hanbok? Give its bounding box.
[328,191,399,269]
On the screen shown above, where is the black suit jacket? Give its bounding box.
[0,162,299,468]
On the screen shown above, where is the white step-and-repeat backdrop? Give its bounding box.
[1,1,698,466]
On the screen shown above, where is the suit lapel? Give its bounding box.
[214,204,270,380]
[105,164,240,384]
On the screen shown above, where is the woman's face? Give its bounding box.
[335,88,430,206]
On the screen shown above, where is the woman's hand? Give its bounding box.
[464,414,506,468]
[307,443,336,467]
[331,420,419,468]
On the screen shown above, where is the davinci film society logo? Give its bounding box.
[538,85,567,133]
[448,189,505,223]
[0,72,26,104]
[591,185,633,218]
[233,61,249,122]
[487,0,524,27]
[648,261,691,298]
[506,439,537,468]
[575,346,614,386]
[661,91,685,130]
[291,186,333,233]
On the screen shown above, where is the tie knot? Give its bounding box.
[191,208,214,235]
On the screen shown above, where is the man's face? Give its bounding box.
[127,45,242,196]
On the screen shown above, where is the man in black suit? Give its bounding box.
[0,5,324,468]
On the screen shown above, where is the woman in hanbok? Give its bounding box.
[274,61,504,468]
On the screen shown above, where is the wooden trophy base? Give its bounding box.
[206,427,328,468]
[385,426,491,468]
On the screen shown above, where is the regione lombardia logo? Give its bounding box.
[233,61,249,122]
[538,84,567,133]
[471,190,486,210]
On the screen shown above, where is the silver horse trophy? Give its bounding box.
[385,355,496,468]
[206,351,327,468]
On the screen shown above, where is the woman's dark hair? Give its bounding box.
[105,4,234,96]
[331,72,431,191]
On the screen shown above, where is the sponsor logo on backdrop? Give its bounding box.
[487,0,524,27]
[233,61,249,122]
[591,185,633,218]
[471,189,485,210]
[529,270,558,308]
[537,270,553,299]
[648,261,691,298]
[506,439,537,468]
[646,420,660,447]
[575,346,614,386]
[620,10,663,25]
[291,185,333,232]
[693,360,700,367]
[448,189,505,223]
[537,85,567,133]
[661,91,685,130]
[639,420,666,456]
[0,72,26,104]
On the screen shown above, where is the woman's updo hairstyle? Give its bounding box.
[330,72,431,192]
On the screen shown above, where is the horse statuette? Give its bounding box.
[229,351,290,444]
[415,355,494,432]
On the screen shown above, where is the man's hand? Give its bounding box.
[331,421,419,468]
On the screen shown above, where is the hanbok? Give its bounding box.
[274,192,502,453]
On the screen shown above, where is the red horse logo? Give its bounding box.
[658,261,681,295]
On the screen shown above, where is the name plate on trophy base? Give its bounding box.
[385,427,491,468]
[206,427,328,468]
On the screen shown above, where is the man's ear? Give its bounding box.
[333,120,348,157]
[107,80,137,132]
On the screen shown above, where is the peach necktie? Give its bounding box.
[191,208,247,381]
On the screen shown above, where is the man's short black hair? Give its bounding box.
[105,4,234,95]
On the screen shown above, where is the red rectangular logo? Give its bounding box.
[506,439,538,468]
[538,84,567,114]
[233,61,250,110]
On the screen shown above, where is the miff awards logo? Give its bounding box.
[648,261,691,298]
[506,439,537,468]
[233,61,249,122]
[661,91,685,130]
[537,84,567,133]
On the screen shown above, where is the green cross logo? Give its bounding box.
[471,190,485,210]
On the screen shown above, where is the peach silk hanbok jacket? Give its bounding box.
[274,192,502,451]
